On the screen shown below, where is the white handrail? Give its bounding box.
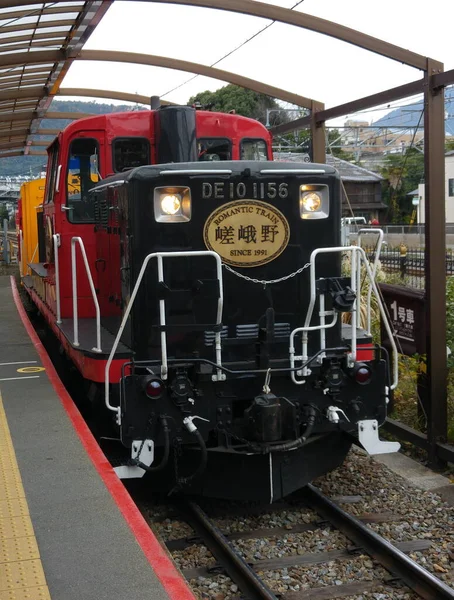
[71,236,101,353]
[291,246,398,390]
[19,229,23,277]
[104,251,224,424]
[53,234,61,324]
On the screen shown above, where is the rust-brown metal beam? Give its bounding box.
[0,32,68,47]
[424,58,447,466]
[0,151,24,157]
[57,87,169,106]
[310,101,325,163]
[270,78,426,135]
[0,111,91,124]
[78,49,314,109]
[2,0,428,69]
[432,68,454,89]
[0,127,59,139]
[0,74,47,87]
[0,50,63,69]
[0,5,84,21]
[0,67,51,80]
[0,87,44,101]
[0,140,27,150]
[0,40,66,54]
[0,19,74,36]
[143,0,428,69]
[27,2,112,154]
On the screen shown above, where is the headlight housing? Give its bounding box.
[154,186,191,222]
[299,184,329,219]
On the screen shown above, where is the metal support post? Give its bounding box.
[3,218,8,265]
[424,58,447,467]
[310,100,326,164]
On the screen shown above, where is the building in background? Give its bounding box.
[274,153,386,222]
[414,151,454,223]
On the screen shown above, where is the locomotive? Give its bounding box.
[18,104,398,501]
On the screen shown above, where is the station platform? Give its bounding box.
[0,276,195,600]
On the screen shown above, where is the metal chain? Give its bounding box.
[222,262,311,285]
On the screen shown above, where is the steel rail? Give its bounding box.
[302,484,454,600]
[182,501,279,600]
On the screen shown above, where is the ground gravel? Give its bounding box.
[149,446,454,599]
[314,446,454,587]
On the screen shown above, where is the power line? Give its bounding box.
[160,0,305,99]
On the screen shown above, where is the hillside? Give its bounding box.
[373,85,454,135]
[0,99,142,177]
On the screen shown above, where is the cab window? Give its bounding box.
[66,138,100,223]
[45,142,59,204]
[198,138,231,161]
[113,137,150,172]
[240,139,268,161]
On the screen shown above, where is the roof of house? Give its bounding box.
[273,152,383,182]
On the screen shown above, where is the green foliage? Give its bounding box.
[446,277,454,369]
[327,129,355,162]
[0,205,9,223]
[446,139,454,152]
[188,84,282,125]
[0,99,142,177]
[380,148,424,223]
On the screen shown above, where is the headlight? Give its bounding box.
[301,192,321,212]
[161,194,181,215]
[154,186,191,222]
[299,184,329,220]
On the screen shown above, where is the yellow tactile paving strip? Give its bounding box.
[0,393,51,600]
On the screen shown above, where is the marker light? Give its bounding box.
[161,194,181,215]
[144,377,164,399]
[353,364,373,385]
[299,184,329,220]
[154,186,191,222]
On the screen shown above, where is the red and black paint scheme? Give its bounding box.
[20,103,396,502]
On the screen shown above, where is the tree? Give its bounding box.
[0,205,9,224]
[188,84,285,125]
[380,148,424,223]
[327,129,355,161]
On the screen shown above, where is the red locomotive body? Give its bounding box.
[24,107,272,382]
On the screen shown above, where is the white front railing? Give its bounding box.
[104,251,224,424]
[289,245,398,390]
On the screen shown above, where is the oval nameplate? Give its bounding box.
[203,200,290,268]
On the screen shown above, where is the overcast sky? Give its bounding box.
[63,0,454,124]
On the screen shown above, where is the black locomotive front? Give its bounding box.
[94,161,390,501]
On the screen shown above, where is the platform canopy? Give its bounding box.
[0,1,111,158]
[0,0,452,161]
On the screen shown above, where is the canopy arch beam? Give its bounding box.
[78,49,315,109]
[0,0,429,69]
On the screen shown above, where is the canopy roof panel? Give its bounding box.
[0,1,111,157]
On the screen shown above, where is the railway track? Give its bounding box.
[146,486,454,600]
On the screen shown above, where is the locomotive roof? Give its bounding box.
[90,160,338,192]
